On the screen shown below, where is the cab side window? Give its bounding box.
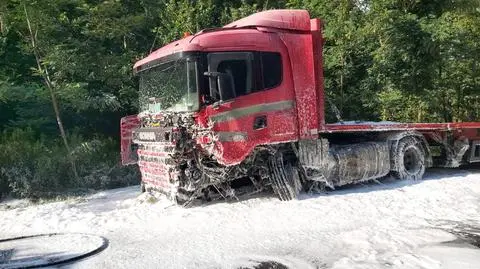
[259,52,282,90]
[207,51,282,101]
[217,60,249,97]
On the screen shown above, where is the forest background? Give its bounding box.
[0,0,479,198]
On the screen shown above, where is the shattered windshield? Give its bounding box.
[139,58,198,113]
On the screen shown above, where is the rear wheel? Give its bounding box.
[268,153,302,201]
[391,137,426,180]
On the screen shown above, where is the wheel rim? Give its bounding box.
[404,147,421,174]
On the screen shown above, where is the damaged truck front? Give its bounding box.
[121,10,480,205]
[121,47,281,204]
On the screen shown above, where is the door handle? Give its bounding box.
[253,115,267,130]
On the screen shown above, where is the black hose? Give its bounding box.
[0,233,109,269]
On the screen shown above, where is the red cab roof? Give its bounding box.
[134,9,311,69]
[224,9,310,31]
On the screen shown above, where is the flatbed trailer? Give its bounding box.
[324,121,480,166]
[121,9,480,204]
[324,122,480,133]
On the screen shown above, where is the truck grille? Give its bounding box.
[137,143,179,191]
[133,125,182,195]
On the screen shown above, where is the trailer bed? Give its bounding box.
[323,121,480,133]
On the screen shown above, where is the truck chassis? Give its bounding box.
[122,114,480,205]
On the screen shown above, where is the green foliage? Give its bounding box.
[0,128,51,197]
[225,0,261,21]
[377,89,428,122]
[0,0,479,198]
[288,0,479,123]
[0,129,139,199]
[154,0,216,45]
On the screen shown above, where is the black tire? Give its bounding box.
[268,153,302,201]
[391,137,426,180]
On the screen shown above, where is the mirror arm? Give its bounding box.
[204,71,224,78]
[203,72,220,102]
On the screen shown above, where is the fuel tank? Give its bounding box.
[298,139,391,186]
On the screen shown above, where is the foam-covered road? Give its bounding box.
[1,168,480,268]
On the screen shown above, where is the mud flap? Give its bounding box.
[120,115,140,165]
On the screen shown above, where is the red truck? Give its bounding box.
[121,9,480,204]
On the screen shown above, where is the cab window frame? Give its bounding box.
[205,51,283,102]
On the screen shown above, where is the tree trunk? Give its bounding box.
[23,4,79,179]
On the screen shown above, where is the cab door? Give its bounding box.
[200,51,298,165]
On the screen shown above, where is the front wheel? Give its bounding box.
[268,153,302,201]
[391,137,426,180]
